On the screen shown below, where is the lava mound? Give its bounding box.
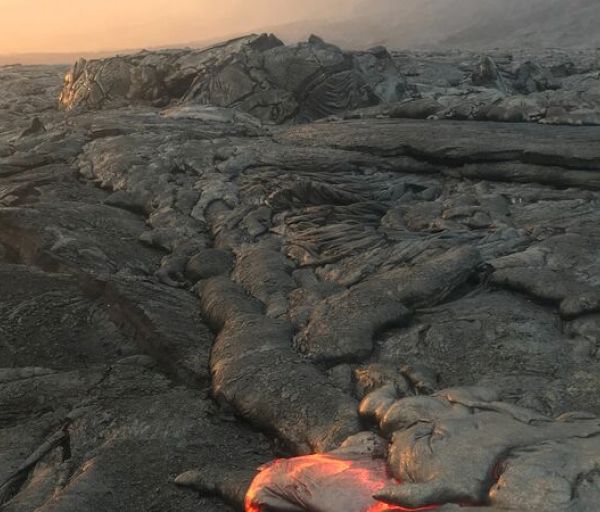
[58,33,407,123]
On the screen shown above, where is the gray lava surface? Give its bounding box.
[1,35,600,511]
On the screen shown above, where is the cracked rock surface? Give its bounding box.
[58,38,600,127]
[58,34,407,124]
[1,38,600,511]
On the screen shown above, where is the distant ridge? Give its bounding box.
[307,0,600,50]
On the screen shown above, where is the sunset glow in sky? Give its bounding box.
[0,0,353,54]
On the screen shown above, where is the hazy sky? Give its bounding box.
[0,0,356,54]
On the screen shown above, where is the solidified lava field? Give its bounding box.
[1,35,600,512]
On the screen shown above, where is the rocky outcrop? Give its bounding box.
[471,55,509,92]
[58,38,600,127]
[58,34,407,123]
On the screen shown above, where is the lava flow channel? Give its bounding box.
[245,453,439,512]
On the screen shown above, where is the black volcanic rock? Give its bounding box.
[58,36,600,127]
[59,34,407,124]
[471,56,508,92]
[2,41,600,512]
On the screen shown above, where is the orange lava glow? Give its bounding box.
[245,454,440,512]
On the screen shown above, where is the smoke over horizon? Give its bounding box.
[0,1,360,57]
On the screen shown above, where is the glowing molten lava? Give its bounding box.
[245,453,439,512]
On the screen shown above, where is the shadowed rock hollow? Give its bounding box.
[1,35,600,512]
